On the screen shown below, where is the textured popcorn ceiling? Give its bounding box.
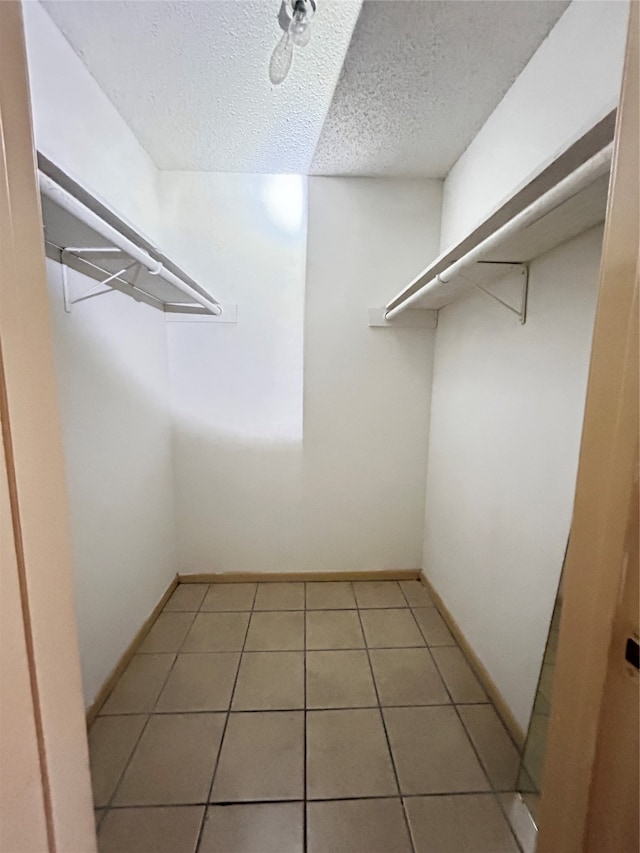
[42,0,569,176]
[312,0,570,177]
[41,0,362,173]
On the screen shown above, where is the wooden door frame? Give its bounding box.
[537,3,639,851]
[0,3,96,850]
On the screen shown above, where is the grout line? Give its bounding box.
[455,702,524,786]
[98,699,507,716]
[306,790,508,801]
[134,610,198,658]
[101,668,174,815]
[428,645,489,703]
[351,581,417,853]
[101,628,190,812]
[394,583,425,853]
[438,680,498,794]
[404,601,494,794]
[93,808,107,833]
[148,654,181,716]
[303,583,308,853]
[139,644,453,654]
[97,594,216,825]
[197,582,257,614]
[404,592,519,801]
[450,653,522,754]
[417,585,524,755]
[102,790,507,810]
[156,605,441,615]
[410,598,523,803]
[97,698,491,716]
[193,582,259,853]
[195,585,208,613]
[98,582,524,850]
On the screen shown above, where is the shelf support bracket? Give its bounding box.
[461,262,529,325]
[61,249,138,313]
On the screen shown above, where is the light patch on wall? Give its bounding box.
[261,175,305,237]
[159,173,306,446]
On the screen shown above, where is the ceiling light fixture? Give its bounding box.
[269,0,317,85]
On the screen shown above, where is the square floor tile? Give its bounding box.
[164,584,208,612]
[200,803,303,853]
[211,711,304,802]
[201,583,256,612]
[412,608,456,646]
[353,581,406,608]
[399,580,433,607]
[244,611,304,651]
[138,613,195,653]
[360,609,425,648]
[431,647,487,703]
[182,612,250,652]
[88,715,147,806]
[98,806,204,853]
[155,653,240,712]
[306,650,377,709]
[306,611,364,650]
[231,652,304,710]
[458,705,521,791]
[100,654,175,715]
[405,794,519,853]
[307,709,397,799]
[369,648,449,706]
[307,798,412,853]
[254,582,305,610]
[113,713,225,805]
[383,706,490,794]
[306,582,356,610]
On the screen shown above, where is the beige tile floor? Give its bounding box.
[91,580,525,852]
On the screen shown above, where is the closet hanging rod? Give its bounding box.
[385,140,613,320]
[38,172,222,316]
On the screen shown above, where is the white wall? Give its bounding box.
[423,225,603,731]
[163,175,441,573]
[440,0,628,250]
[25,1,178,707]
[161,173,307,573]
[302,178,441,570]
[47,261,177,706]
[23,0,160,241]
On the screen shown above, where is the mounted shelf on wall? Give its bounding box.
[38,154,230,318]
[382,111,616,325]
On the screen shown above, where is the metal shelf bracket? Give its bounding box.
[461,262,529,324]
[60,247,138,313]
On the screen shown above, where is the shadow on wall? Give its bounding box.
[47,260,177,705]
[170,412,430,576]
[163,174,439,576]
[171,423,304,574]
[167,260,434,576]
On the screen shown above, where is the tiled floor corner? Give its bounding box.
[90,579,528,852]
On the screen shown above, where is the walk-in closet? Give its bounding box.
[1,1,636,851]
